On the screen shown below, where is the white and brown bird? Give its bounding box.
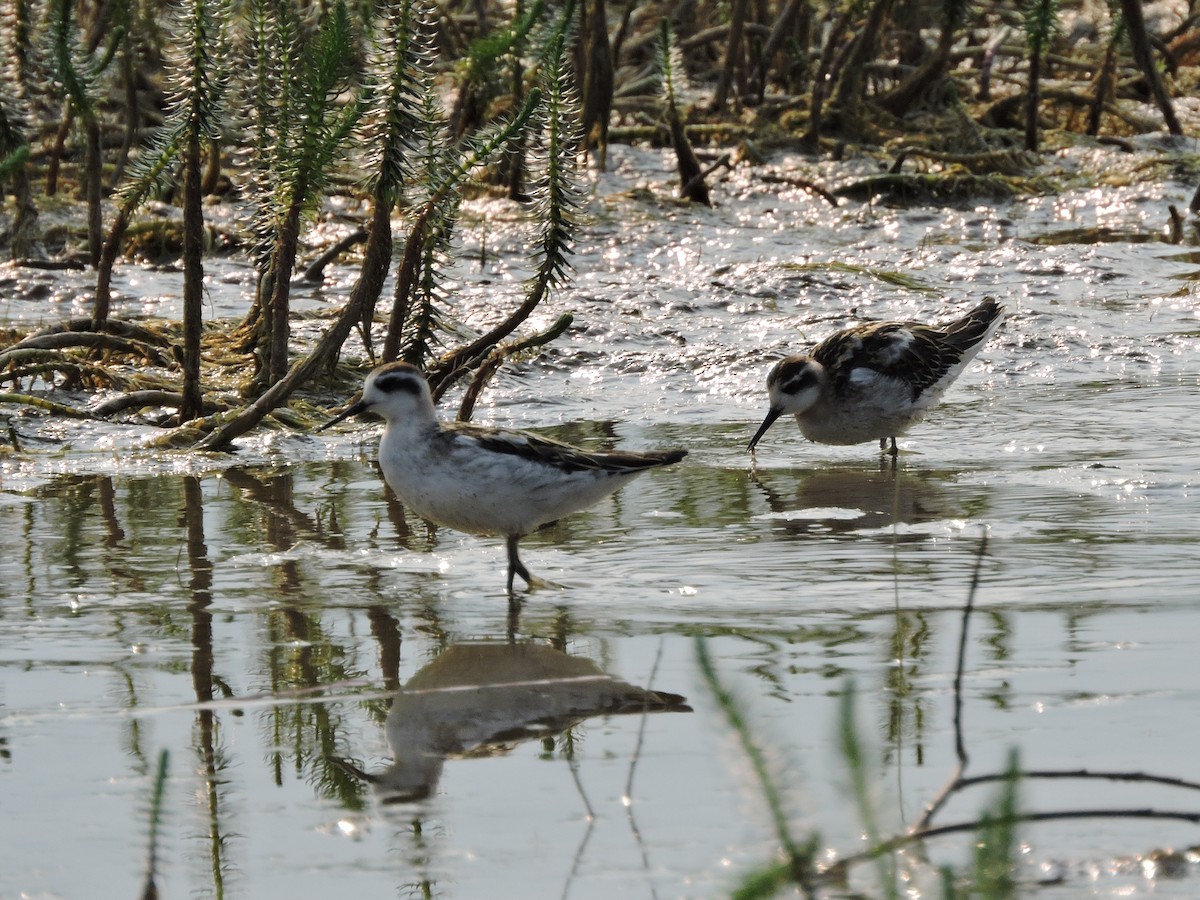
[322,362,687,591]
[748,298,1005,456]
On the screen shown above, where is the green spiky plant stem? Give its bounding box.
[430,9,582,400]
[696,637,819,899]
[1023,0,1058,151]
[0,37,37,259]
[140,749,170,900]
[92,0,227,354]
[1116,0,1182,136]
[46,0,105,264]
[191,0,433,450]
[6,0,34,92]
[180,130,205,420]
[107,0,139,187]
[1087,5,1125,136]
[265,200,304,383]
[382,88,543,365]
[882,0,974,117]
[178,0,229,421]
[254,0,362,387]
[658,18,709,205]
[447,0,546,141]
[838,682,898,899]
[92,131,184,329]
[336,0,434,362]
[970,749,1021,897]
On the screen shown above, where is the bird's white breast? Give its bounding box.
[378,426,634,536]
[799,369,924,444]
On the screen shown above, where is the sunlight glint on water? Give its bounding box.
[2,144,1200,897]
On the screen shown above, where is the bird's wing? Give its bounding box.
[450,424,686,475]
[813,322,959,399]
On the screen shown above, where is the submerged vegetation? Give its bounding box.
[2,0,1199,444]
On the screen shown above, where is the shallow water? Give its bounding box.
[3,140,1200,898]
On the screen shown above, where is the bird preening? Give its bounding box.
[748,298,1005,457]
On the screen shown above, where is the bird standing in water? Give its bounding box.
[322,362,687,592]
[748,297,1005,457]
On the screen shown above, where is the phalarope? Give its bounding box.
[748,297,1005,456]
[322,362,687,592]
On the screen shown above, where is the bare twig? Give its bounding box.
[455,314,573,421]
[0,392,95,418]
[302,228,367,282]
[912,528,988,831]
[833,808,1200,873]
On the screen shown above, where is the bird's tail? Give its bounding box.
[947,297,1006,350]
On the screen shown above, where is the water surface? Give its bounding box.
[2,141,1200,897]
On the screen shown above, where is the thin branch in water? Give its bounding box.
[302,228,367,282]
[913,527,989,832]
[954,527,989,767]
[958,768,1200,793]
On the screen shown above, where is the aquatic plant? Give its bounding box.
[43,0,106,261]
[103,0,143,188]
[244,0,363,387]
[696,540,1002,897]
[578,0,614,166]
[965,750,1022,899]
[389,1,581,392]
[334,0,435,363]
[882,0,975,117]
[697,636,819,899]
[658,18,710,206]
[444,15,584,416]
[447,0,547,144]
[1022,0,1060,152]
[0,18,35,259]
[191,1,579,448]
[6,1,1200,438]
[92,0,230,420]
[1114,0,1183,137]
[138,749,170,900]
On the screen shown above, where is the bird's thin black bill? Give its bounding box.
[318,399,367,431]
[747,408,783,451]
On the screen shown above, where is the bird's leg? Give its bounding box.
[887,436,898,457]
[506,594,523,642]
[506,534,533,593]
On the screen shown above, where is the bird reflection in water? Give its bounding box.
[751,465,960,536]
[334,642,691,804]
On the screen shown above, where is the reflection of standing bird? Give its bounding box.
[335,642,691,805]
[749,298,1005,457]
[322,362,687,592]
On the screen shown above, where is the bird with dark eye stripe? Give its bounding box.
[322,361,687,593]
[748,298,1005,457]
